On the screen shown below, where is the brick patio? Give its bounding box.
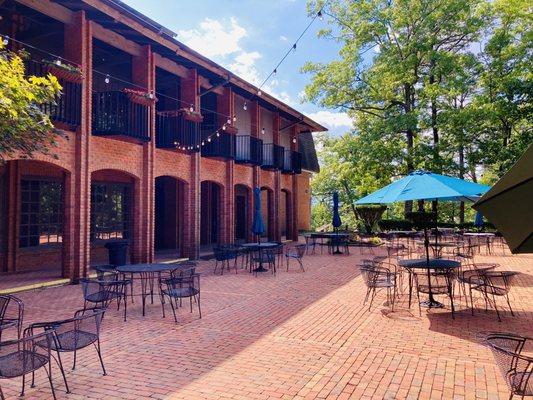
[1,248,532,400]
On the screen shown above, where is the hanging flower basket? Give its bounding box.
[123,88,157,107]
[43,60,83,84]
[180,108,203,123]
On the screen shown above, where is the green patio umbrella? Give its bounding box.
[473,144,533,254]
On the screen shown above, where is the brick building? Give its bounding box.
[0,0,324,282]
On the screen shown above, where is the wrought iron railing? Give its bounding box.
[92,91,150,141]
[25,59,82,127]
[156,113,200,150]
[201,131,235,159]
[235,135,263,165]
[282,150,303,174]
[261,143,284,170]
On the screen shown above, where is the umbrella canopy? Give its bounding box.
[332,191,342,228]
[474,144,533,254]
[355,170,490,204]
[251,187,266,238]
[474,211,484,227]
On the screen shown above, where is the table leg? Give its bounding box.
[253,248,269,273]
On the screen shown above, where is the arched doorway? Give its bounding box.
[200,181,223,247]
[155,176,186,257]
[0,159,70,278]
[234,184,251,242]
[280,189,292,240]
[260,186,274,240]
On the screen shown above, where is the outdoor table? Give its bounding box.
[116,263,180,316]
[416,241,458,258]
[398,258,460,308]
[463,232,496,253]
[241,242,278,272]
[310,232,350,254]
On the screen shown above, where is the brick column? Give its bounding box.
[273,112,281,242]
[182,69,200,258]
[250,100,260,242]
[65,11,90,280]
[290,125,300,241]
[5,161,18,273]
[132,45,155,263]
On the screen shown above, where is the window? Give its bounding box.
[19,179,63,248]
[90,183,130,241]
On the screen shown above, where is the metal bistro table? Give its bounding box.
[310,232,350,254]
[463,232,496,253]
[398,258,460,308]
[116,263,185,316]
[241,242,278,272]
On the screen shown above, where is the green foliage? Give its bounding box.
[307,0,532,228]
[0,43,63,161]
[355,205,387,234]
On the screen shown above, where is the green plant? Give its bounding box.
[355,205,387,234]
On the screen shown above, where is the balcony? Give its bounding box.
[25,59,82,128]
[156,112,201,151]
[235,135,263,165]
[282,150,303,174]
[201,131,235,160]
[92,91,150,142]
[261,143,284,170]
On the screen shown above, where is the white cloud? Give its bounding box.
[228,51,262,85]
[279,35,288,41]
[178,17,247,58]
[305,111,352,130]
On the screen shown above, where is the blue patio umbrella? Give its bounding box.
[332,191,342,229]
[251,187,265,242]
[474,211,484,227]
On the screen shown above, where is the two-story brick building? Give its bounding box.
[0,0,324,282]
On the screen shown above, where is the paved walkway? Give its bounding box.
[1,248,532,399]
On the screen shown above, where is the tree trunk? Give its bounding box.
[458,136,465,224]
[404,83,415,217]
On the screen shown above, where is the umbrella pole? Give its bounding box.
[422,212,443,308]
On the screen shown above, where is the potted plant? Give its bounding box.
[180,107,204,123]
[43,59,83,83]
[123,88,157,107]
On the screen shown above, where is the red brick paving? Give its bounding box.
[1,248,531,399]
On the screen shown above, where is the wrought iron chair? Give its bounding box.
[0,330,56,400]
[469,270,519,321]
[213,246,239,275]
[360,263,397,311]
[80,277,130,321]
[159,273,201,323]
[285,244,307,272]
[251,248,277,275]
[485,333,532,399]
[413,268,456,318]
[455,262,499,306]
[27,308,107,394]
[328,236,350,255]
[0,295,23,341]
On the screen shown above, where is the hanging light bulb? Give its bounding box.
[207,137,211,142]
[2,36,9,46]
[317,10,323,20]
[243,102,248,111]
[257,90,262,96]
[201,141,205,146]
[189,104,194,113]
[292,137,297,143]
[273,68,277,75]
[292,43,297,52]
[227,117,232,125]
[222,125,226,131]
[104,74,110,84]
[232,115,237,122]
[261,128,265,135]
[55,59,62,66]
[173,141,178,146]
[216,132,220,137]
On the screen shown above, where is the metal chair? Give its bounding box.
[469,270,519,321]
[27,308,107,394]
[360,263,397,311]
[80,278,130,321]
[0,295,23,341]
[251,248,277,275]
[413,268,456,318]
[159,273,201,323]
[213,246,239,275]
[285,244,307,272]
[0,330,56,400]
[485,333,532,399]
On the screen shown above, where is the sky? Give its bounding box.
[122,0,352,136]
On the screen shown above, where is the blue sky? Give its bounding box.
[122,0,352,135]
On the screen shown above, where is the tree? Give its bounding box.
[0,43,62,162]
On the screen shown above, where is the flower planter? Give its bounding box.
[123,88,157,107]
[183,112,204,123]
[45,65,83,84]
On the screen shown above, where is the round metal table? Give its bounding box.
[241,242,278,272]
[310,232,350,254]
[117,263,180,316]
[398,258,460,308]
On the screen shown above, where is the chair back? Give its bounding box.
[487,341,533,396]
[163,274,201,295]
[293,244,306,258]
[0,331,54,378]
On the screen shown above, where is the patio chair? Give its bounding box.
[27,308,107,394]
[285,244,307,272]
[213,246,239,275]
[0,295,23,341]
[328,236,350,255]
[251,248,277,275]
[159,274,201,323]
[413,269,456,318]
[456,262,499,306]
[485,333,532,399]
[0,330,56,400]
[360,263,396,311]
[469,270,519,321]
[80,277,130,321]
[304,234,318,255]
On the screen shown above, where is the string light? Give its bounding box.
[257,90,262,96]
[189,104,194,112]
[222,125,226,131]
[318,10,323,20]
[226,117,232,125]
[243,102,247,111]
[104,74,110,84]
[232,115,237,122]
[55,58,62,66]
[216,132,220,137]
[273,68,277,75]
[292,43,297,52]
[292,137,297,143]
[261,128,266,135]
[2,36,8,46]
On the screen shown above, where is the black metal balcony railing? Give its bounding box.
[156,113,201,150]
[25,60,82,127]
[261,143,284,170]
[92,91,150,141]
[235,135,263,165]
[201,131,235,159]
[282,150,303,174]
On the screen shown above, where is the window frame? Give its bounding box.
[90,181,132,243]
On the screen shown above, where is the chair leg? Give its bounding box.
[95,338,107,376]
[214,260,218,275]
[20,372,25,397]
[0,384,4,400]
[298,259,304,272]
[197,293,202,318]
[470,287,475,316]
[45,363,57,400]
[169,297,178,323]
[505,294,515,317]
[190,296,193,313]
[55,350,71,393]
